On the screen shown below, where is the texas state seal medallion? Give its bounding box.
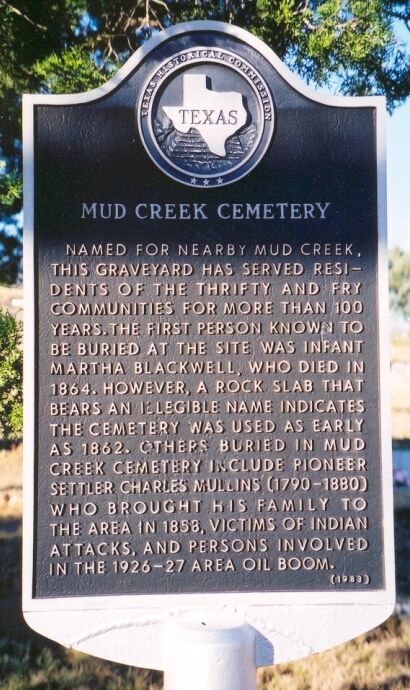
[137,48,275,187]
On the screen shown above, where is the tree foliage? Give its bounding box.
[389,247,410,322]
[0,309,23,439]
[0,0,409,283]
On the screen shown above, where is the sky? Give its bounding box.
[387,99,410,251]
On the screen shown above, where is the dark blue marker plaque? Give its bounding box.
[24,21,393,620]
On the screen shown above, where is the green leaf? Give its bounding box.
[0,309,23,439]
[32,45,108,94]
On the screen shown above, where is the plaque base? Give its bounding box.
[23,600,394,668]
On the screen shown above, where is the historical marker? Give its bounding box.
[23,21,394,671]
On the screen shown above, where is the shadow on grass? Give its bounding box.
[0,637,163,690]
[363,614,404,643]
[340,677,410,690]
[394,507,410,600]
[0,516,163,689]
[384,646,410,666]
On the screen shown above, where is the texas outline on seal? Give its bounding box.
[163,74,248,157]
[137,47,275,187]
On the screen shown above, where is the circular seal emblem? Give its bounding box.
[137,47,275,188]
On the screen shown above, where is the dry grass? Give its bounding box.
[0,286,23,318]
[0,443,22,517]
[258,616,410,690]
[390,338,410,440]
[0,640,164,690]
